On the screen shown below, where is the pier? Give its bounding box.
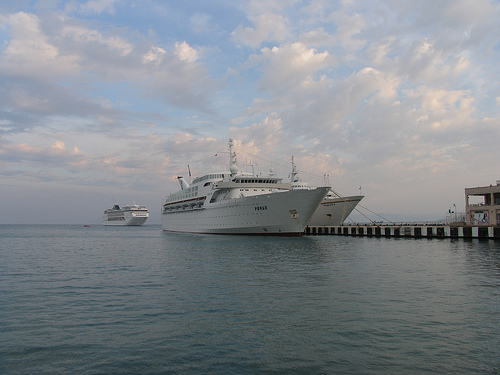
[305,225,500,239]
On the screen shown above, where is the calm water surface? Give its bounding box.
[1,225,499,374]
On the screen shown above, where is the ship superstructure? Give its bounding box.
[102,203,149,226]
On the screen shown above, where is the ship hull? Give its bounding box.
[162,187,329,236]
[308,195,363,226]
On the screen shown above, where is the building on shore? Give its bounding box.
[465,180,500,226]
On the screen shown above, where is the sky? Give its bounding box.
[1,0,499,225]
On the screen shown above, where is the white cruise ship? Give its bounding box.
[102,203,149,226]
[288,157,364,226]
[161,139,330,236]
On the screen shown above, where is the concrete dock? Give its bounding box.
[305,225,500,239]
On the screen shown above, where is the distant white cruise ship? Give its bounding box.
[288,157,364,226]
[102,203,149,226]
[161,139,330,236]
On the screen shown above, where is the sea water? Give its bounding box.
[0,224,499,374]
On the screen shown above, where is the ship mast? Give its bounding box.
[228,138,239,176]
[290,156,298,183]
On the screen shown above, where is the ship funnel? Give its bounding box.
[177,176,190,190]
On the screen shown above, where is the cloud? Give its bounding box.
[231,0,302,47]
[190,13,211,33]
[60,23,134,56]
[0,9,218,126]
[230,114,285,153]
[0,140,84,165]
[64,0,119,16]
[142,46,167,64]
[174,41,199,63]
[249,42,334,94]
[232,13,289,48]
[299,29,336,47]
[0,131,171,191]
[227,115,351,187]
[0,12,81,79]
[328,7,367,52]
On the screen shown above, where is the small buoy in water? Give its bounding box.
[84,225,90,227]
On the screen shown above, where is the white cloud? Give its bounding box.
[0,12,81,79]
[174,41,199,63]
[232,13,289,48]
[60,24,133,56]
[328,8,367,52]
[230,114,284,153]
[142,46,167,64]
[409,87,474,121]
[299,29,336,47]
[0,10,217,117]
[252,42,333,94]
[0,140,85,165]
